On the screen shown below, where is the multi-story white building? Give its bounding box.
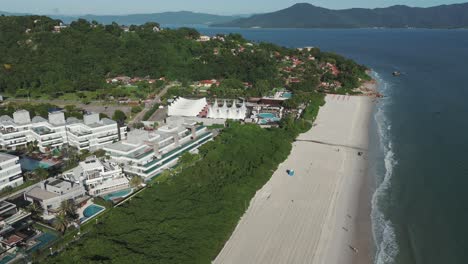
[104,123,213,180]
[0,153,23,191]
[24,178,86,217]
[0,110,127,153]
[61,156,129,196]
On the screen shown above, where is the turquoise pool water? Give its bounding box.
[103,188,133,201]
[257,113,276,119]
[19,157,51,171]
[282,92,293,99]
[27,232,57,253]
[83,204,105,218]
[257,113,281,124]
[0,254,15,264]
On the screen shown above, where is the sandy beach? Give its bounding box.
[214,94,374,264]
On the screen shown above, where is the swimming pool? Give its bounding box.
[257,113,281,124]
[27,232,57,253]
[19,157,51,171]
[0,254,16,264]
[282,92,293,99]
[102,188,133,201]
[83,204,105,218]
[257,113,277,119]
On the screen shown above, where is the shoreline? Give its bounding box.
[214,94,375,264]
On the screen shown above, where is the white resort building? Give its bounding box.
[0,110,127,153]
[104,123,213,180]
[24,178,86,217]
[168,97,247,120]
[0,153,23,191]
[168,97,208,117]
[61,156,129,196]
[207,99,247,120]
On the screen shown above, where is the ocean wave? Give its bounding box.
[370,72,399,264]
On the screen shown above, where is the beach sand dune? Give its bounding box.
[214,95,374,264]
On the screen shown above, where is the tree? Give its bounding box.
[79,149,90,161]
[131,106,142,114]
[34,167,49,180]
[59,200,77,219]
[26,140,39,153]
[254,80,271,96]
[53,212,70,234]
[26,202,43,220]
[133,122,144,129]
[112,110,127,125]
[93,149,106,158]
[129,176,143,188]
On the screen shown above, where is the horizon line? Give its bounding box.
[2,1,467,17]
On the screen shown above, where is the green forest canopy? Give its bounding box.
[48,118,314,263]
[0,15,368,101]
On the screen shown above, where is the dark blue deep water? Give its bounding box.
[196,27,468,264]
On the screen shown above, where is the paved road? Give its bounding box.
[129,84,173,126]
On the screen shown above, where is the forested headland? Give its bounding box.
[0,15,368,103]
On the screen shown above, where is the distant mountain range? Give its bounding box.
[214,2,468,28]
[3,2,468,28]
[0,11,30,16]
[57,11,240,25]
[1,11,239,25]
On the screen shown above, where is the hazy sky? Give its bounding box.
[0,0,464,15]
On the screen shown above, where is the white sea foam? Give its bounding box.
[370,72,399,264]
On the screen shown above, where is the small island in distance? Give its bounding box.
[213,2,468,29]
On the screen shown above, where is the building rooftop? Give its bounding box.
[0,201,16,215]
[104,142,139,153]
[31,116,48,123]
[126,129,161,145]
[25,187,59,201]
[81,157,104,171]
[0,110,118,129]
[32,126,53,135]
[0,115,14,123]
[0,153,18,163]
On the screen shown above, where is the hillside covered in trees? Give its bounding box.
[0,15,368,101]
[215,2,468,29]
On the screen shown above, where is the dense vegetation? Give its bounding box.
[48,115,314,263]
[0,15,368,102]
[216,2,468,28]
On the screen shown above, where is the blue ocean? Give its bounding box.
[194,26,468,264]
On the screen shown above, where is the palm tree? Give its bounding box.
[26,202,43,220]
[53,212,69,234]
[59,200,77,219]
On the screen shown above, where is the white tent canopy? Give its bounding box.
[168,97,208,117]
[207,99,247,120]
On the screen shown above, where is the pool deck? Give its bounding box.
[77,200,106,224]
[102,188,133,202]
